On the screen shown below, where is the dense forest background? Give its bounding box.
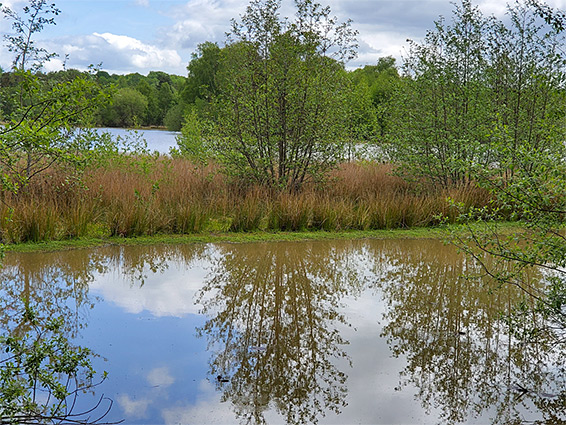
[0,55,399,132]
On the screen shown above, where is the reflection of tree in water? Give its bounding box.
[196,241,364,425]
[100,244,208,287]
[368,239,566,424]
[0,249,107,336]
[0,244,207,334]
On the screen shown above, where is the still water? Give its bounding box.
[97,127,179,154]
[1,239,565,424]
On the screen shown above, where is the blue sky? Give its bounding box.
[1,0,566,76]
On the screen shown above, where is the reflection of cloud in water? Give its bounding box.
[117,394,151,419]
[328,292,438,425]
[147,366,175,388]
[162,380,234,425]
[90,266,208,317]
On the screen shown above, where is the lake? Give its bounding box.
[1,239,565,424]
[96,127,179,154]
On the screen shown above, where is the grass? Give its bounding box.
[3,221,527,254]
[2,227,448,253]
[0,157,495,247]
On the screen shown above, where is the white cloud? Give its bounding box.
[0,0,26,10]
[39,32,184,75]
[93,32,183,71]
[161,0,247,51]
[117,394,151,419]
[161,379,235,425]
[147,366,176,388]
[90,265,207,317]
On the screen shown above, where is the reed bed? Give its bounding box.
[0,157,493,243]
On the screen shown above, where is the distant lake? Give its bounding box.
[97,127,179,154]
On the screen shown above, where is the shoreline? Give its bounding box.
[3,222,521,253]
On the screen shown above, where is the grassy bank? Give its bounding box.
[3,227,452,253]
[0,158,493,246]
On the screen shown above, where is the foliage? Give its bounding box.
[181,41,221,105]
[0,2,110,192]
[97,87,147,128]
[452,143,566,342]
[2,0,59,72]
[173,108,209,163]
[429,1,566,347]
[388,0,566,187]
[350,56,400,138]
[0,71,109,191]
[0,306,117,425]
[196,0,358,191]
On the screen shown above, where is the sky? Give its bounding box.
[1,0,566,76]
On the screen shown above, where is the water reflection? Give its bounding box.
[0,244,207,332]
[370,239,566,424]
[2,239,566,424]
[0,249,104,335]
[196,241,365,424]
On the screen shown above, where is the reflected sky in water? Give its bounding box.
[1,239,566,424]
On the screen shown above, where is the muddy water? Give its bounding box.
[1,239,565,424]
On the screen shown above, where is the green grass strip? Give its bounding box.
[3,222,525,253]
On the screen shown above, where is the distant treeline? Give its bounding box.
[0,69,186,130]
[0,56,400,133]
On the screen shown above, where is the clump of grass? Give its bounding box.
[269,192,312,231]
[15,200,59,243]
[229,188,267,232]
[311,197,357,231]
[0,158,494,244]
[63,199,99,239]
[169,203,210,234]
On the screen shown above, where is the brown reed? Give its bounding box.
[0,157,493,243]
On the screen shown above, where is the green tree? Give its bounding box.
[181,41,222,105]
[199,0,358,191]
[174,107,210,162]
[99,87,147,128]
[2,0,59,72]
[342,77,378,160]
[448,1,566,345]
[350,57,400,138]
[388,0,565,188]
[387,0,493,187]
[0,307,115,425]
[0,1,109,192]
[163,101,184,131]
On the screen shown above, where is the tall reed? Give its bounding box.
[0,157,493,243]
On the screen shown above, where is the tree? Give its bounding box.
[198,0,358,191]
[0,306,118,425]
[98,87,147,128]
[447,1,566,345]
[197,242,358,424]
[387,0,493,187]
[2,0,59,72]
[387,0,565,187]
[0,1,109,192]
[181,41,222,105]
[350,57,400,138]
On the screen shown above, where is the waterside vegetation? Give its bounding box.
[0,159,491,244]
